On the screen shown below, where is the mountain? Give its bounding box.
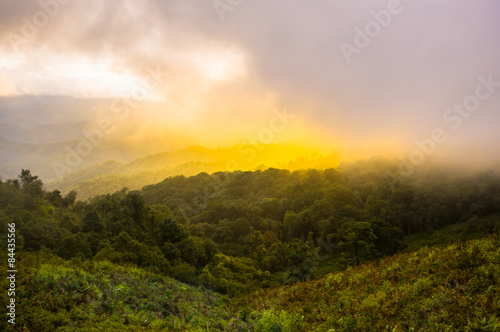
[233,235,500,331]
[2,160,500,331]
[0,138,152,181]
[0,96,186,181]
[45,144,339,200]
[6,231,499,331]
[0,252,249,331]
[46,144,337,199]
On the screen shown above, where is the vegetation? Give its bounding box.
[1,161,500,330]
[0,251,248,331]
[233,235,500,331]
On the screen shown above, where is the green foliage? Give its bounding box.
[19,168,44,197]
[2,166,500,330]
[158,216,187,244]
[250,309,304,332]
[59,233,92,259]
[234,235,500,331]
[201,253,272,296]
[340,220,377,264]
[0,252,249,331]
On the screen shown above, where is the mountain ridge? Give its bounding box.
[45,143,338,200]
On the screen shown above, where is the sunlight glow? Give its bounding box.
[0,52,157,99]
[194,48,246,81]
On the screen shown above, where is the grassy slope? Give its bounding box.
[233,235,500,331]
[2,236,499,331]
[0,252,249,332]
[311,216,500,280]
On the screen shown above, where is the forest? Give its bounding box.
[1,161,500,331]
[1,0,499,330]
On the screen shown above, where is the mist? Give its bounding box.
[0,0,499,171]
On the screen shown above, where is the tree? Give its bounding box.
[111,232,140,264]
[262,242,287,273]
[62,191,77,207]
[46,190,62,206]
[159,216,187,244]
[18,169,44,198]
[18,169,38,187]
[176,238,198,266]
[122,191,147,228]
[246,231,266,264]
[59,234,92,259]
[340,221,377,264]
[82,208,104,233]
[370,218,406,256]
[283,237,318,284]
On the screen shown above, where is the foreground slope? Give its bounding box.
[4,236,499,331]
[234,236,500,331]
[0,252,248,332]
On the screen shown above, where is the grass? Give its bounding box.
[233,234,500,331]
[0,251,250,331]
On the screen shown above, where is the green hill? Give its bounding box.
[4,237,499,331]
[233,235,500,331]
[2,165,500,331]
[0,251,248,331]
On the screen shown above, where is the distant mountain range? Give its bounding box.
[0,96,338,199]
[45,144,340,200]
[0,96,186,181]
[0,136,159,181]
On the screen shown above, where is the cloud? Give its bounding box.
[0,70,18,96]
[0,0,499,163]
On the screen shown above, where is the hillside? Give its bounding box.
[45,144,338,200]
[233,236,500,331]
[0,138,150,182]
[2,235,499,331]
[2,165,500,331]
[0,251,248,331]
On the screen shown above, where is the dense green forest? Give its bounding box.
[1,161,500,330]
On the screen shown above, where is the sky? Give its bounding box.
[0,0,499,166]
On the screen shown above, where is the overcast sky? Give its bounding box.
[1,0,499,164]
